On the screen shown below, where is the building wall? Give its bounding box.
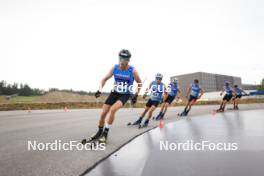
[201,72,217,92]
[242,84,258,90]
[233,77,242,87]
[171,72,242,96]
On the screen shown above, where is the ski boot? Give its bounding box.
[139,119,149,129]
[154,112,162,120]
[178,111,187,117]
[216,108,224,112]
[81,129,102,144]
[98,131,108,144]
[159,113,165,120]
[132,118,142,125]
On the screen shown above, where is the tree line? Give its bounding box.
[0,81,44,96]
[0,80,107,96]
[257,78,264,91]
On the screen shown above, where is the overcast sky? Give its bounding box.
[0,0,263,92]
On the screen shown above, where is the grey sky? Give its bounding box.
[0,0,263,92]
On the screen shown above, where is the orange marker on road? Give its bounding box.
[159,119,164,129]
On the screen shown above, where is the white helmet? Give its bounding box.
[155,73,163,80]
[172,78,178,84]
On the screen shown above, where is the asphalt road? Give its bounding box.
[88,109,264,176]
[0,104,263,176]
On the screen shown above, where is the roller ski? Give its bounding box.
[81,127,108,145]
[178,111,188,117]
[97,132,108,144]
[82,132,108,148]
[81,130,102,145]
[213,108,224,113]
[153,112,164,121]
[127,118,142,126]
[138,119,149,129]
[227,105,239,110]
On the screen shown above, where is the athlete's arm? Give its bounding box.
[143,82,151,99]
[241,88,247,95]
[198,88,204,99]
[133,68,142,95]
[99,66,114,92]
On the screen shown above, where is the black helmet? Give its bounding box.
[119,49,131,61]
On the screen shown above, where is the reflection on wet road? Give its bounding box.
[87,110,264,176]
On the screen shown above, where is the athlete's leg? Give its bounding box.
[219,102,223,109]
[140,106,150,118]
[160,102,166,113]
[141,105,157,127]
[87,104,111,142]
[232,98,236,109]
[163,102,170,113]
[107,100,123,125]
[147,105,157,120]
[222,100,227,110]
[132,106,150,125]
[184,101,191,112]
[155,102,166,120]
[186,100,196,114]
[235,98,239,109]
[99,100,124,143]
[99,104,111,127]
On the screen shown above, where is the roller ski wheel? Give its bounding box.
[128,118,142,126]
[81,137,97,145]
[214,109,224,113]
[155,116,162,121]
[127,122,139,126]
[178,112,187,117]
[138,124,148,129]
[227,107,239,110]
[98,135,107,144]
[138,121,149,129]
[154,115,161,121]
[81,131,102,145]
[127,122,132,126]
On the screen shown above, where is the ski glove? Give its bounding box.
[131,94,138,105]
[95,90,102,98]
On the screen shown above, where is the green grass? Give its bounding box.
[9,96,40,104]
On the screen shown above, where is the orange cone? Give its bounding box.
[159,119,164,129]
[27,107,31,113]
